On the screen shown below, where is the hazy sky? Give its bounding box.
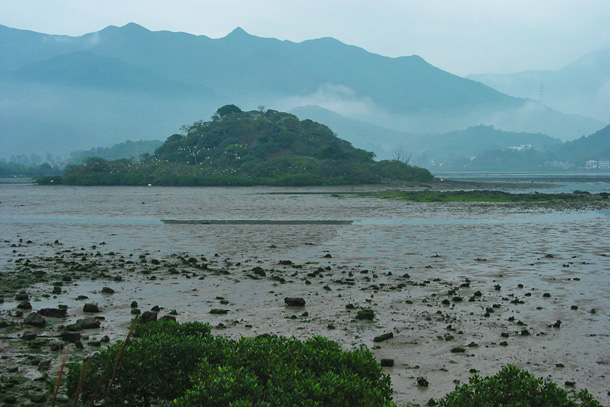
[1,0,609,76]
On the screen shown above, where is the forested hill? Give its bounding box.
[40,106,433,186]
[153,105,375,164]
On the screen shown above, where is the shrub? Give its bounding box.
[67,321,394,407]
[177,335,394,407]
[437,365,602,407]
[67,320,218,407]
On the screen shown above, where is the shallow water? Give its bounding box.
[1,184,609,405]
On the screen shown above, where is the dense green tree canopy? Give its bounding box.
[40,105,433,186]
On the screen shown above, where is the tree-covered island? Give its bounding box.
[37,105,433,186]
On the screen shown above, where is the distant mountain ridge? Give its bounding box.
[468,46,610,123]
[291,105,561,163]
[0,23,603,158]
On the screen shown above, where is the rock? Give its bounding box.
[210,309,229,314]
[417,377,429,387]
[17,300,32,310]
[60,331,81,343]
[29,393,47,404]
[140,311,158,324]
[22,332,37,340]
[101,287,115,294]
[15,292,29,301]
[355,309,375,320]
[130,301,138,308]
[373,332,394,342]
[252,267,266,277]
[67,318,101,331]
[161,315,177,321]
[80,318,101,329]
[380,358,394,367]
[39,307,67,318]
[49,342,63,351]
[284,297,306,307]
[151,305,161,312]
[83,303,100,313]
[25,312,46,327]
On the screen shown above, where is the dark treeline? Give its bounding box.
[0,161,60,179]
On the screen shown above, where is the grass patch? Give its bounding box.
[364,190,610,207]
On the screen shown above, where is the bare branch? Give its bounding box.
[392,146,412,164]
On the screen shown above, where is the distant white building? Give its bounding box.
[585,160,598,169]
[599,160,610,169]
[508,144,532,151]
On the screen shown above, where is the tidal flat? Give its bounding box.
[0,184,609,405]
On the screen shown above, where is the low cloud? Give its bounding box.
[279,83,381,120]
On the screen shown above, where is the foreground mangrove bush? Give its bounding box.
[67,320,394,407]
[436,364,602,407]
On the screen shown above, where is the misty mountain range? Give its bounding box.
[468,46,610,123]
[0,23,606,160]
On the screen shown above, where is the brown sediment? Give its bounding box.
[0,184,608,405]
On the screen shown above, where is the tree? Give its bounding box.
[392,146,412,164]
[216,104,243,119]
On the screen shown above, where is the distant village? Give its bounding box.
[546,159,610,170]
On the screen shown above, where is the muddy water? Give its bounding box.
[1,184,609,405]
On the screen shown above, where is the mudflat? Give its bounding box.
[0,184,608,405]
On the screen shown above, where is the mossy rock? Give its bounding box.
[356,309,375,320]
